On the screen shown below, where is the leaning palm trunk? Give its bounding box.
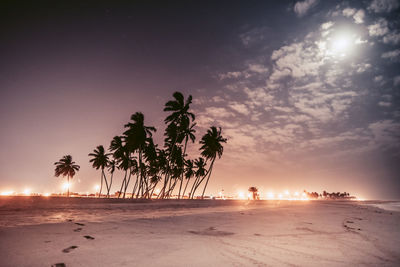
[182,177,191,199]
[123,170,132,198]
[189,176,200,199]
[101,170,110,198]
[200,159,215,199]
[99,172,103,198]
[177,140,188,199]
[106,172,114,198]
[191,161,213,199]
[118,171,127,198]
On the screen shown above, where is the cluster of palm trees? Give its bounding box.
[55,91,227,199]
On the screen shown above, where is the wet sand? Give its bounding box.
[0,197,399,266]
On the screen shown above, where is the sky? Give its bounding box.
[1,0,399,199]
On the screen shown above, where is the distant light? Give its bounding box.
[62,182,70,191]
[284,190,290,195]
[294,192,299,196]
[238,192,245,199]
[278,194,283,199]
[43,193,50,197]
[94,184,100,191]
[302,192,307,197]
[23,188,31,196]
[267,192,275,199]
[1,191,14,196]
[155,188,160,194]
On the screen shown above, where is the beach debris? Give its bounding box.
[62,246,78,253]
[75,222,85,226]
[73,228,82,232]
[83,235,95,240]
[51,263,66,267]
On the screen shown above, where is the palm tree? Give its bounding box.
[177,123,196,199]
[89,145,111,197]
[124,112,156,198]
[196,127,227,199]
[54,155,80,197]
[164,92,195,126]
[182,159,195,198]
[189,157,207,199]
[160,92,195,199]
[107,159,116,197]
[248,187,258,200]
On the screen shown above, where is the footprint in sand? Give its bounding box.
[51,263,66,267]
[75,222,85,226]
[189,227,234,237]
[73,228,82,232]
[83,235,95,240]
[62,246,78,253]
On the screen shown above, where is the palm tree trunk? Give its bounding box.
[107,173,114,198]
[182,177,191,198]
[118,171,127,198]
[192,159,214,199]
[178,139,188,199]
[102,169,109,198]
[201,159,215,199]
[67,175,70,197]
[131,173,139,199]
[123,171,132,198]
[189,176,200,199]
[99,172,103,198]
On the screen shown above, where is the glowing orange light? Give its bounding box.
[1,191,14,196]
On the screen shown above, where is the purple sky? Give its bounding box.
[1,0,399,199]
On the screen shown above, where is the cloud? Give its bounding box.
[368,0,400,13]
[378,101,391,107]
[374,75,384,83]
[394,75,400,86]
[204,107,234,119]
[294,0,318,17]
[247,64,268,74]
[228,102,250,116]
[381,49,400,60]
[383,32,400,44]
[369,120,400,149]
[239,26,269,47]
[218,71,244,80]
[321,21,334,30]
[342,8,356,17]
[368,18,389,36]
[353,9,365,24]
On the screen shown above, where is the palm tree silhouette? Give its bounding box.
[107,159,116,197]
[189,157,207,199]
[248,187,258,200]
[160,92,195,199]
[198,127,227,199]
[89,145,111,198]
[182,159,195,198]
[54,155,80,197]
[177,123,196,199]
[124,112,156,198]
[164,92,195,126]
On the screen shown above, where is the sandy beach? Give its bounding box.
[0,197,399,267]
